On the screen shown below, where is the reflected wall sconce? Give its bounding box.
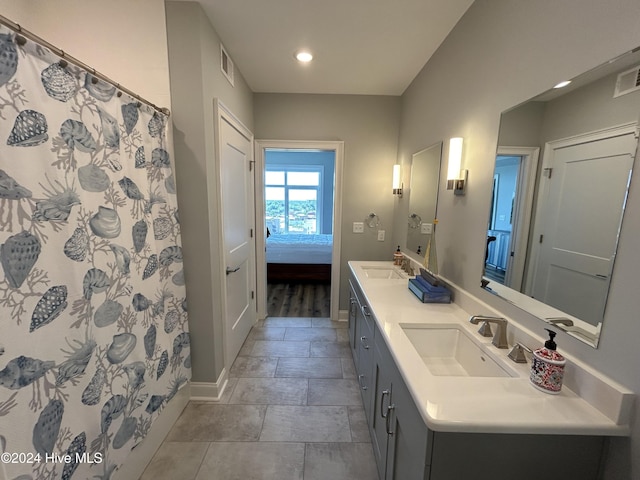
[446,137,467,195]
[392,164,403,197]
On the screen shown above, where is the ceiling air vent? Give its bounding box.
[220,44,235,87]
[614,65,640,98]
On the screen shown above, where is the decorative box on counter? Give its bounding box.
[408,274,451,303]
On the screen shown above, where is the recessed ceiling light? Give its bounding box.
[295,51,313,63]
[553,80,571,89]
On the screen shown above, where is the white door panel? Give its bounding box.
[222,128,251,265]
[218,106,255,369]
[532,131,636,325]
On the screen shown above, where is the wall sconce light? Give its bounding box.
[446,137,467,195]
[392,164,403,197]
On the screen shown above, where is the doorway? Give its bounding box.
[485,146,539,291]
[255,140,344,321]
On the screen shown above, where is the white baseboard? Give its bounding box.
[190,368,229,401]
[114,384,190,480]
[338,309,349,321]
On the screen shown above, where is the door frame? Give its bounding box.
[255,139,345,321]
[214,99,256,369]
[495,146,539,291]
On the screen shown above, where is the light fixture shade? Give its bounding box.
[554,80,571,89]
[447,137,463,182]
[447,137,467,194]
[295,51,313,62]
[392,164,403,196]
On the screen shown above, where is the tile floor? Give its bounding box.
[141,317,378,480]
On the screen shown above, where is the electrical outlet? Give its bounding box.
[421,223,432,234]
[353,222,364,233]
[377,230,385,241]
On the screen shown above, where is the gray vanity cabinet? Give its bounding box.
[372,321,431,480]
[366,317,605,480]
[349,279,375,421]
[349,272,609,480]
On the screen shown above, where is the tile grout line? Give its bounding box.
[194,441,215,480]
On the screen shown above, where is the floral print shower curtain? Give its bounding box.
[0,25,190,479]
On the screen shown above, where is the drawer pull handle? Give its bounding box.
[385,404,396,435]
[360,336,370,349]
[358,374,368,391]
[380,389,390,418]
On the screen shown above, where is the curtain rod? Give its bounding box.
[0,14,170,116]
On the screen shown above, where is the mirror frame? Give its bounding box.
[482,48,640,348]
[406,142,442,257]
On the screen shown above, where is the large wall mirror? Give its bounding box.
[406,142,442,257]
[482,47,640,348]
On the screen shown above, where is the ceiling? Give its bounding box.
[175,0,474,96]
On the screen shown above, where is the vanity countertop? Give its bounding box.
[349,260,632,436]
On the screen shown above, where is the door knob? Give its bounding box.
[226,266,240,275]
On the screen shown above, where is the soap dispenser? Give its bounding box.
[393,246,403,266]
[530,329,566,394]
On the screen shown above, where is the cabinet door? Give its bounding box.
[348,282,358,355]
[371,333,394,480]
[374,328,430,480]
[385,375,431,480]
[429,432,603,480]
[357,305,375,421]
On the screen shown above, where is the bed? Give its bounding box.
[266,233,333,282]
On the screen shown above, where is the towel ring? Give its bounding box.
[408,213,422,229]
[366,213,380,228]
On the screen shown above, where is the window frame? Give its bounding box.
[265,164,324,234]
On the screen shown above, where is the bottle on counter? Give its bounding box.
[393,245,403,266]
[530,328,566,394]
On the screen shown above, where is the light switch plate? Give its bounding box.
[377,230,385,241]
[353,222,364,233]
[421,223,433,234]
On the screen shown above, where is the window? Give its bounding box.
[265,166,323,234]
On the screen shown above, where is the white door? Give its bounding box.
[531,131,636,325]
[218,105,255,368]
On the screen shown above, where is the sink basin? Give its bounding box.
[362,266,405,279]
[400,324,515,378]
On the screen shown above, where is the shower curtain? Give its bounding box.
[0,25,190,479]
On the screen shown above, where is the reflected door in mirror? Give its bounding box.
[529,131,636,327]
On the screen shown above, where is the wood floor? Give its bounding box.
[267,283,331,317]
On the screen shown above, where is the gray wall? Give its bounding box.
[499,72,640,147]
[254,94,401,309]
[497,102,545,147]
[540,70,640,143]
[396,0,640,478]
[166,1,254,383]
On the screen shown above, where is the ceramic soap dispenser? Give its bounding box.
[530,329,566,394]
[393,246,403,266]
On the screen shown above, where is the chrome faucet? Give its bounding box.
[508,342,532,363]
[401,258,415,275]
[469,315,509,349]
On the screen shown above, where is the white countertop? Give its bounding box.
[349,261,631,436]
